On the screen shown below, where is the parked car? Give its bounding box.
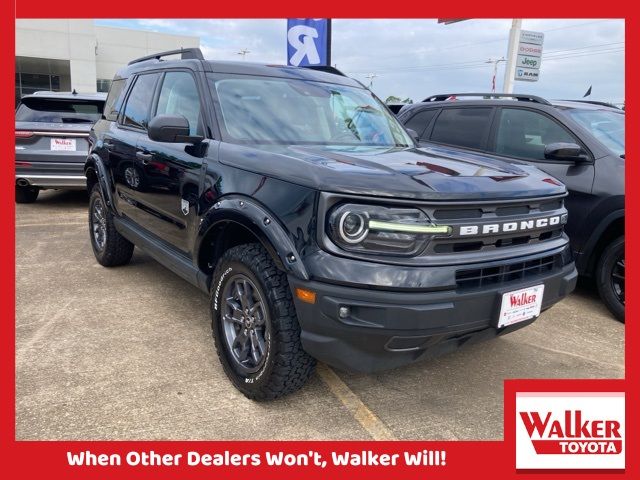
[15,91,107,203]
[86,50,576,400]
[397,93,625,321]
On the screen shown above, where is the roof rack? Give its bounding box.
[300,65,347,77]
[128,47,204,66]
[422,93,551,105]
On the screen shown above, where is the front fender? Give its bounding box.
[196,195,310,281]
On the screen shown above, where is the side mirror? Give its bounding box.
[148,114,203,144]
[405,128,420,143]
[544,142,589,162]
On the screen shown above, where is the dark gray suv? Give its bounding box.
[15,91,106,203]
[397,94,625,321]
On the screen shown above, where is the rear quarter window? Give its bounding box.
[403,109,438,139]
[103,78,126,122]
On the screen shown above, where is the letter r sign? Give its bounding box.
[287,19,331,66]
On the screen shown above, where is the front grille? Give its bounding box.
[433,228,563,253]
[455,254,561,290]
[427,197,567,256]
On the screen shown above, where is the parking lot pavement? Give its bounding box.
[15,190,625,440]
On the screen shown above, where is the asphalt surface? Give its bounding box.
[15,190,625,440]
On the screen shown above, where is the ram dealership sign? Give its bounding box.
[515,30,544,82]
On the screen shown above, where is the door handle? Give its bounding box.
[136,151,153,165]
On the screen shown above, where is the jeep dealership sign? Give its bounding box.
[515,30,544,82]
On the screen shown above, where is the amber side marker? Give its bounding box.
[295,288,317,304]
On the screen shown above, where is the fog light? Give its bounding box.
[338,306,350,319]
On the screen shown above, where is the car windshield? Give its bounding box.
[209,75,413,147]
[16,97,104,124]
[565,108,625,157]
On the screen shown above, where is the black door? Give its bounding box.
[111,72,161,222]
[490,107,596,243]
[133,71,207,254]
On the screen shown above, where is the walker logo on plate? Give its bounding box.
[516,392,625,469]
[50,138,76,151]
[515,30,544,82]
[498,284,544,328]
[287,19,330,66]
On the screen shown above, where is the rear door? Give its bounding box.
[133,70,208,254]
[109,72,161,221]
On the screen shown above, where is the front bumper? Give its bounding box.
[290,252,577,373]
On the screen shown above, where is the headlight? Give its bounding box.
[327,204,451,256]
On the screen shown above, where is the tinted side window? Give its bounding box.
[155,72,203,136]
[404,109,437,139]
[104,78,126,121]
[430,107,493,150]
[495,108,576,160]
[122,73,159,129]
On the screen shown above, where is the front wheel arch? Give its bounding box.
[195,196,309,283]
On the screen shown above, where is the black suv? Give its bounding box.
[398,94,624,321]
[86,50,576,400]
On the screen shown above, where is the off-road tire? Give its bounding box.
[210,243,316,400]
[89,185,134,267]
[15,185,39,203]
[596,236,625,322]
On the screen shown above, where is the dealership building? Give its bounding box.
[15,20,200,103]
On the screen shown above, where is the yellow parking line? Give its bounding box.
[16,222,86,228]
[316,363,397,440]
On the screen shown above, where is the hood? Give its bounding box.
[219,143,566,201]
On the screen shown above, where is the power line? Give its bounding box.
[345,41,624,75]
[544,41,624,55]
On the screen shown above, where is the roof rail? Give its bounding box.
[561,99,622,110]
[128,48,204,66]
[422,93,551,105]
[300,65,347,77]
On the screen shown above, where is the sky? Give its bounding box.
[95,19,625,104]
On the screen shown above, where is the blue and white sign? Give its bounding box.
[287,19,331,67]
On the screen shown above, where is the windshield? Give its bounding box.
[209,75,413,147]
[16,97,104,124]
[565,108,625,157]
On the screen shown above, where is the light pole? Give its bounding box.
[503,19,522,93]
[486,57,506,92]
[365,73,378,89]
[236,48,251,60]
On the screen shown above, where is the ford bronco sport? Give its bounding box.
[86,49,577,400]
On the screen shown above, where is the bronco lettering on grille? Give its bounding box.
[458,215,566,236]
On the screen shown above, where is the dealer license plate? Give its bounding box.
[497,284,544,328]
[50,138,76,151]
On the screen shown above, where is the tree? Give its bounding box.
[385,96,414,104]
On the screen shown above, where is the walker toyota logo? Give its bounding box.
[515,392,625,469]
